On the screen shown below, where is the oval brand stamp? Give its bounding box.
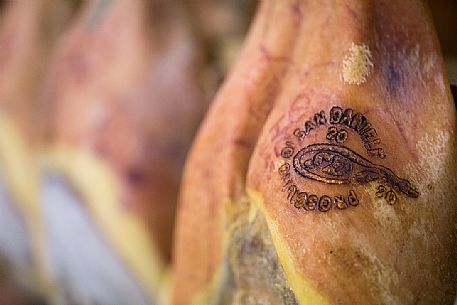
[277,105,419,212]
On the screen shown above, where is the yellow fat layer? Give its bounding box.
[41,145,165,297]
[191,277,218,305]
[0,114,38,213]
[247,188,331,305]
[190,192,330,305]
[189,200,233,305]
[0,114,52,294]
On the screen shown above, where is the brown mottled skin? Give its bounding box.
[41,0,206,262]
[172,1,457,304]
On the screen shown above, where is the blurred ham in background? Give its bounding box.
[0,0,256,304]
[38,0,208,303]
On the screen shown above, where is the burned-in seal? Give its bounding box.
[277,105,420,213]
[293,143,419,198]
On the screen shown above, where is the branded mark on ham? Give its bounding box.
[293,143,419,198]
[277,105,419,213]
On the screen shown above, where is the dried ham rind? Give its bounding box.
[39,0,207,304]
[172,1,457,304]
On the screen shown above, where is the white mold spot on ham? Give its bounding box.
[342,43,374,85]
[414,128,452,188]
